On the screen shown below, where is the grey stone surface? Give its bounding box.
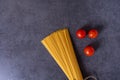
[0,0,120,80]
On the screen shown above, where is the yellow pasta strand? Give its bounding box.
[41,28,83,80]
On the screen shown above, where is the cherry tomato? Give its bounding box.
[76,29,86,39]
[84,46,95,56]
[88,29,98,39]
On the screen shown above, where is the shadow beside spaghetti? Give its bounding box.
[70,36,88,78]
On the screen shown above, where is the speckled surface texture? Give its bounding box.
[0,0,120,80]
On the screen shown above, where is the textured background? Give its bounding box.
[0,0,120,80]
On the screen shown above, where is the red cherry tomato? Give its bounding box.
[84,46,95,56]
[88,29,98,39]
[76,29,86,39]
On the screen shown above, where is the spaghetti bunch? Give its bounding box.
[41,28,83,80]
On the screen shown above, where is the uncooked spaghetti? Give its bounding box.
[41,28,83,80]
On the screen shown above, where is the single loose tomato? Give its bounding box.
[84,46,95,56]
[76,29,86,39]
[88,29,98,39]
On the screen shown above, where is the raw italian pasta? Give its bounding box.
[41,28,83,80]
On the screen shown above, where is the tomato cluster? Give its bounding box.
[76,28,98,57]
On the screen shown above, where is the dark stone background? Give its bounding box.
[0,0,120,80]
